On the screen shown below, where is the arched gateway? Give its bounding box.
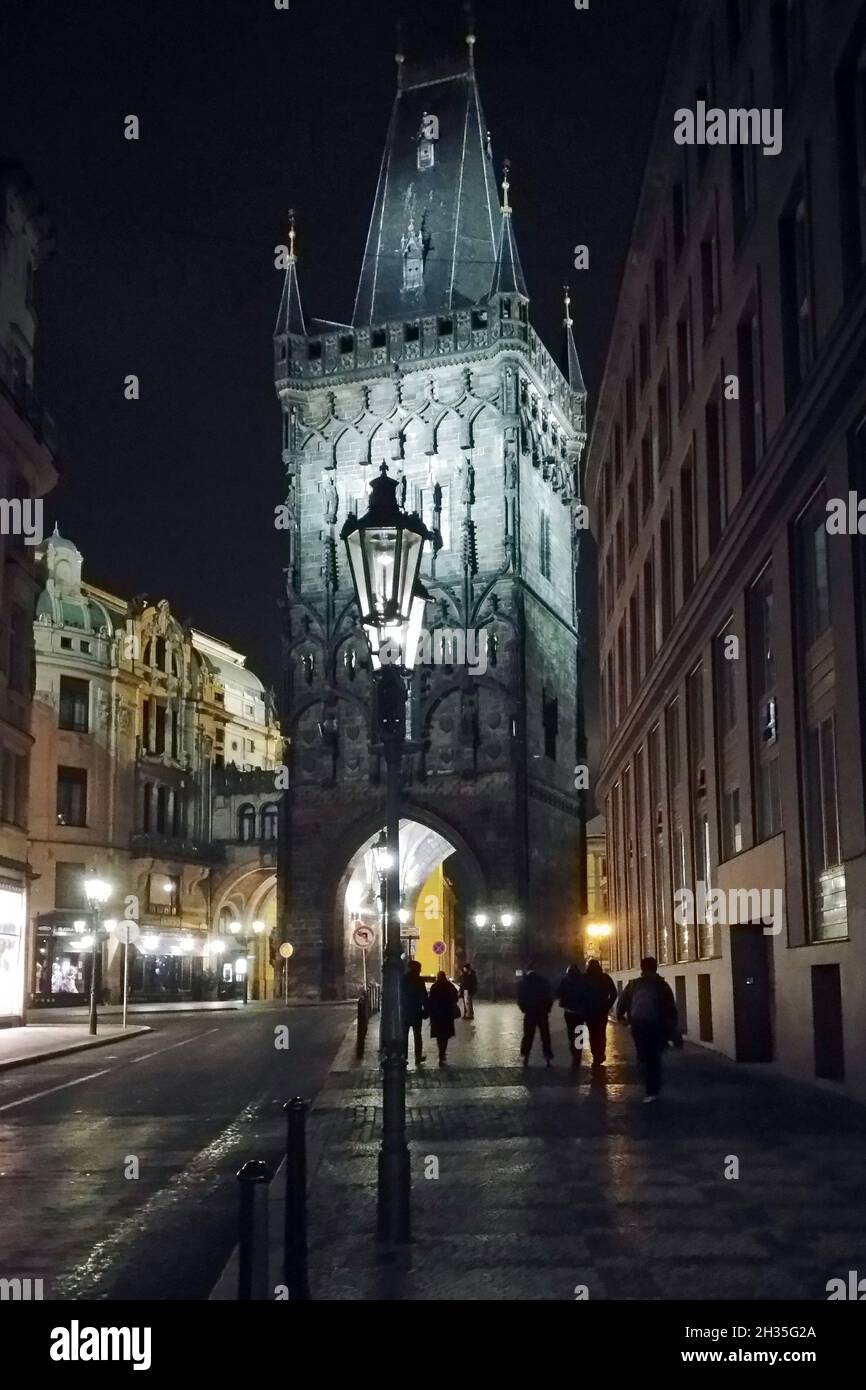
[275,37,589,1000]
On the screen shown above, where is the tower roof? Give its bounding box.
[352,51,499,324]
[561,285,586,395]
[490,162,527,299]
[275,211,305,336]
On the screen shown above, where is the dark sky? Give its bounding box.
[0,0,676,688]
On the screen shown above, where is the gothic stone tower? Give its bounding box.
[274,32,587,999]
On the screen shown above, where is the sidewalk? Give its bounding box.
[297,1003,866,1301]
[0,1022,150,1071]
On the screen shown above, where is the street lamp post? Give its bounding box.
[83,877,112,1036]
[342,463,430,1245]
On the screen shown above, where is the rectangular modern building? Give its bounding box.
[586,0,866,1099]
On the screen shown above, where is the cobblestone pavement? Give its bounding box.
[306,1004,866,1301]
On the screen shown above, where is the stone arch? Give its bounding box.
[325,800,488,997]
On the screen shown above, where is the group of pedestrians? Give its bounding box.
[400,953,682,1099]
[517,959,617,1070]
[400,960,478,1067]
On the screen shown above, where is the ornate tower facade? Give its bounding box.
[274,32,587,999]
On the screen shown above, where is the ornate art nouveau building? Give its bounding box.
[275,29,588,998]
[28,529,283,1004]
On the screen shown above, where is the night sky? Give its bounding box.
[1,0,676,689]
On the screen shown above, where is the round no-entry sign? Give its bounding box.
[111,921,140,946]
[432,940,446,956]
[279,942,295,960]
[353,924,375,951]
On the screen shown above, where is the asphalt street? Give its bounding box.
[0,1004,351,1300]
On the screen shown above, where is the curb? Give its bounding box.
[0,1026,152,1073]
[209,1010,362,1301]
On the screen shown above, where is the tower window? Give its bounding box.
[539,513,552,580]
[543,690,559,761]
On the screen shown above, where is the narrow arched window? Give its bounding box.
[238,804,256,842]
[261,804,279,841]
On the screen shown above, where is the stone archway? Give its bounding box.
[328,801,489,998]
[212,863,278,1000]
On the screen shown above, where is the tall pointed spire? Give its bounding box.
[352,28,499,323]
[490,160,528,299]
[561,282,586,394]
[276,209,306,336]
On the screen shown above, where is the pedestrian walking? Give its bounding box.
[517,965,554,1067]
[582,958,618,1069]
[459,961,478,1019]
[428,970,460,1066]
[400,960,428,1065]
[616,956,680,1102]
[555,964,588,1067]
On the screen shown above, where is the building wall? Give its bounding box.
[586,0,866,1100]
[27,534,283,1005]
[0,164,57,1025]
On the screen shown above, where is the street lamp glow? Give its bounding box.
[142,934,161,952]
[163,879,175,893]
[83,877,112,907]
[372,830,392,876]
[229,922,241,935]
[398,909,411,925]
[586,922,612,939]
[252,920,266,934]
[500,913,514,927]
[209,939,226,956]
[474,913,488,928]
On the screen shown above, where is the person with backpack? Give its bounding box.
[617,956,680,1102]
[459,961,478,1019]
[582,958,618,1069]
[555,964,589,1067]
[517,965,554,1067]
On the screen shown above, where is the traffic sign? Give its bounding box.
[353,924,376,951]
[432,940,446,956]
[111,921,140,946]
[279,942,295,960]
[400,926,421,939]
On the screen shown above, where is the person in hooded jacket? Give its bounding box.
[427,971,460,1066]
[556,964,588,1067]
[582,958,618,1069]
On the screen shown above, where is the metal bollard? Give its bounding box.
[283,1097,311,1300]
[237,1159,274,1301]
[356,989,368,1058]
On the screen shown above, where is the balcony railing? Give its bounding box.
[130,833,226,864]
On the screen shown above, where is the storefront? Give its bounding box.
[31,915,102,1007]
[0,878,27,1026]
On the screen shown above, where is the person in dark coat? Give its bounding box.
[517,965,554,1066]
[582,958,618,1069]
[400,960,428,1065]
[556,964,588,1067]
[617,956,679,1102]
[428,971,460,1065]
[459,962,478,1019]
